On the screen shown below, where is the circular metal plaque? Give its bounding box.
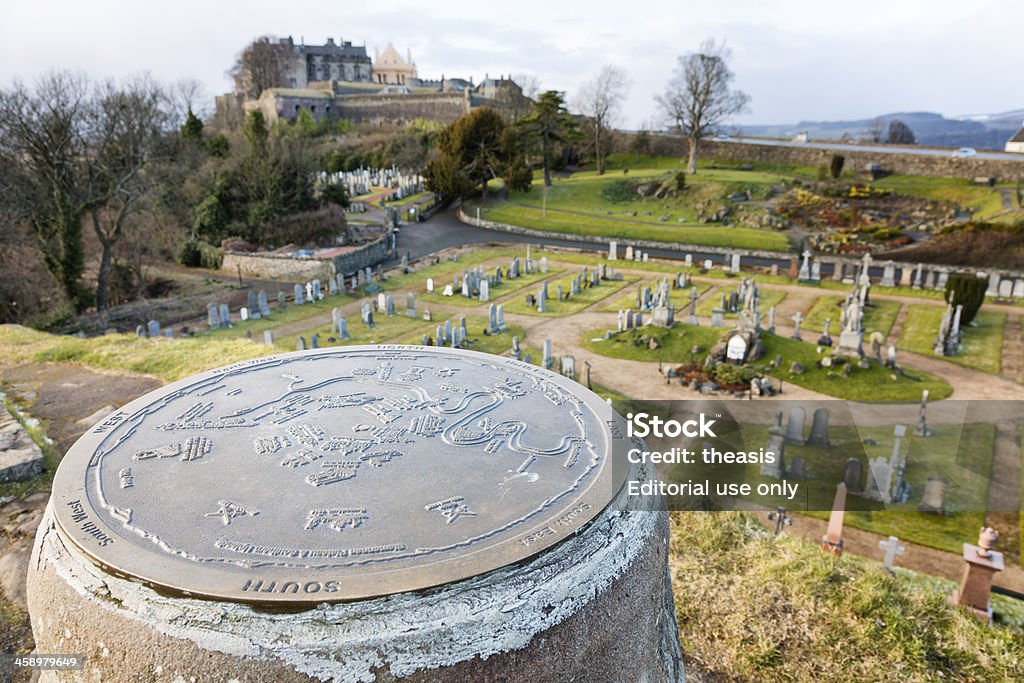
[52,346,624,603]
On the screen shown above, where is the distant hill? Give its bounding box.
[738,110,1024,150]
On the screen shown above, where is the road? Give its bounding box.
[722,135,1024,162]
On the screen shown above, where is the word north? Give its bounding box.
[626,412,717,439]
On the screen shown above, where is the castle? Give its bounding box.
[216,36,527,128]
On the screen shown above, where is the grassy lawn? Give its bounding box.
[202,293,357,340]
[502,272,638,317]
[695,286,787,318]
[760,334,953,401]
[897,306,1006,375]
[269,307,430,352]
[468,200,791,251]
[582,325,726,363]
[0,324,275,382]
[670,511,1024,681]
[802,296,902,339]
[874,174,1007,220]
[390,315,534,359]
[663,421,993,555]
[597,280,713,313]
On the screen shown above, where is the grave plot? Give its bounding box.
[897,306,1006,375]
[391,315,537,360]
[203,291,356,341]
[270,300,430,351]
[415,260,562,309]
[378,247,527,292]
[502,271,638,318]
[696,286,786,319]
[597,280,713,313]
[663,419,996,557]
[802,295,902,339]
[583,325,725,363]
[758,334,953,401]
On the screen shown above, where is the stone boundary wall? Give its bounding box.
[222,234,391,281]
[638,134,1024,181]
[455,208,1024,283]
[336,93,470,124]
[455,207,790,260]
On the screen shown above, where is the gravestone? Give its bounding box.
[207,303,220,330]
[843,459,863,493]
[762,414,786,479]
[881,262,896,288]
[807,408,830,446]
[1014,280,1024,299]
[821,483,846,556]
[406,293,417,318]
[426,278,434,293]
[710,309,724,328]
[608,241,618,260]
[219,304,230,326]
[29,348,683,681]
[240,307,250,322]
[918,476,948,514]
[999,279,1013,298]
[263,330,274,346]
[147,320,160,338]
[258,290,271,318]
[294,284,305,306]
[296,336,306,351]
[784,407,806,445]
[543,339,553,370]
[879,536,905,572]
[278,292,287,310]
[788,458,806,480]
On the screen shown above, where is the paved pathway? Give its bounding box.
[1001,313,1022,383]
[887,303,909,346]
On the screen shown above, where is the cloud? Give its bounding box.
[0,0,1021,125]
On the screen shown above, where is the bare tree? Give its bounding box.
[656,40,749,173]
[0,72,94,310]
[575,66,630,175]
[229,36,293,99]
[511,73,541,100]
[86,75,173,311]
[864,117,886,144]
[168,77,209,124]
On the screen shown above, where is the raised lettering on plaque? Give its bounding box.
[52,347,622,602]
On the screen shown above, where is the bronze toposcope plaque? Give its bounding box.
[52,346,625,603]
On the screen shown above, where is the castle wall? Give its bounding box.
[336,92,472,124]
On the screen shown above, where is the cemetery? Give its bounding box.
[3,237,1024,679]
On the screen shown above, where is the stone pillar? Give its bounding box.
[27,347,683,682]
[950,528,1005,622]
[28,469,681,682]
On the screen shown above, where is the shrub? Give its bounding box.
[944,273,987,325]
[177,240,223,269]
[600,178,637,203]
[830,154,845,179]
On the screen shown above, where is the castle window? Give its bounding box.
[310,105,316,112]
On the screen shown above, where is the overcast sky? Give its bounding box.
[2,0,1021,127]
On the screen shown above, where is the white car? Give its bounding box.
[713,134,731,142]
[952,147,977,158]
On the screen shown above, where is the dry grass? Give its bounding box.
[670,511,1024,682]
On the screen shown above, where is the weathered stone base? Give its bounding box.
[28,463,682,682]
[0,404,44,483]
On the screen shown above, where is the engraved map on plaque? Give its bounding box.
[52,346,624,602]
